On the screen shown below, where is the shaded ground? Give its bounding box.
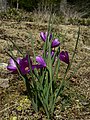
[0,20,90,120]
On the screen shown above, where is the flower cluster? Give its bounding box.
[7,32,69,75]
[6,26,80,119]
[7,55,46,74]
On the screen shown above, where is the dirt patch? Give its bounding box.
[0,20,90,119]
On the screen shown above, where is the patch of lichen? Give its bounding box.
[16,96,31,111]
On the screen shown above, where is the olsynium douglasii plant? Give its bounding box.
[6,16,81,119]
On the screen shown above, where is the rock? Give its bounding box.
[83,46,90,50]
[0,63,8,70]
[0,78,9,88]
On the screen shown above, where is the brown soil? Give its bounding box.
[0,20,90,120]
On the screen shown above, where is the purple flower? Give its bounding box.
[51,39,60,48]
[19,55,32,74]
[59,51,69,64]
[51,50,55,57]
[46,50,55,57]
[40,32,60,48]
[40,32,52,42]
[7,55,47,74]
[36,56,46,67]
[7,58,21,73]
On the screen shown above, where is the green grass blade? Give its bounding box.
[28,33,36,62]
[70,27,80,67]
[67,57,86,81]
[8,38,24,56]
[63,27,80,78]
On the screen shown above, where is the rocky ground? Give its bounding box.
[0,19,90,120]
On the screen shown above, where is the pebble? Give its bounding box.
[0,63,9,88]
[0,63,8,70]
[0,78,9,88]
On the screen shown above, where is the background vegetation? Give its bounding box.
[0,0,90,26]
[1,0,89,18]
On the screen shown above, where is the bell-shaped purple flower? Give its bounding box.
[40,32,52,42]
[51,39,60,48]
[7,58,21,73]
[59,51,69,64]
[19,55,32,74]
[36,56,46,67]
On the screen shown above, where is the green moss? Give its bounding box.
[10,116,17,120]
[16,106,22,111]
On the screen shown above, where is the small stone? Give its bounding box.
[0,63,8,70]
[0,78,9,88]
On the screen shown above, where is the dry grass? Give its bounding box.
[0,18,90,119]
